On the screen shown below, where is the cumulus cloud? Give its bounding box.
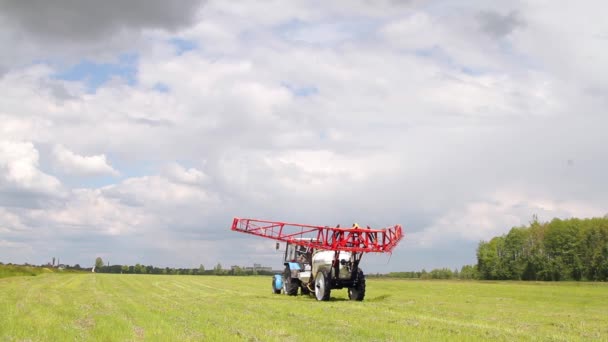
[52,145,119,176]
[477,10,524,38]
[0,0,205,42]
[162,163,208,186]
[0,0,205,71]
[0,141,61,195]
[0,1,607,271]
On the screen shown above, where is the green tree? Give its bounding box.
[134,263,147,274]
[544,219,581,280]
[477,217,608,281]
[420,269,429,280]
[503,227,530,280]
[198,264,205,274]
[231,266,244,275]
[429,268,453,279]
[213,263,223,275]
[95,257,104,270]
[459,265,478,279]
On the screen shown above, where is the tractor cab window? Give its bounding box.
[285,243,297,262]
[285,243,311,263]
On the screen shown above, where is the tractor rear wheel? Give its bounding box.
[348,269,366,301]
[314,270,331,301]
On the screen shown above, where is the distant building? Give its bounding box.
[227,263,276,273]
[244,264,273,272]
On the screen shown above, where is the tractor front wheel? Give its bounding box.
[348,269,366,301]
[314,270,331,301]
[285,277,299,296]
[271,275,282,294]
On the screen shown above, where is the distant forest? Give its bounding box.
[92,260,275,276]
[477,217,608,281]
[4,217,607,281]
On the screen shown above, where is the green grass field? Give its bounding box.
[0,265,56,278]
[1,274,606,341]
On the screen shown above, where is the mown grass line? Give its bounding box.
[1,274,607,341]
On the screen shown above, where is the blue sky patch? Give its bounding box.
[169,38,198,55]
[282,82,319,97]
[275,17,382,45]
[415,46,487,76]
[153,83,170,93]
[53,54,138,92]
[460,66,484,76]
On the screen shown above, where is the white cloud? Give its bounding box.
[0,1,205,72]
[381,13,438,51]
[103,175,216,208]
[0,207,26,234]
[44,188,142,236]
[52,145,119,176]
[0,140,61,195]
[0,1,607,271]
[163,163,208,185]
[411,189,608,247]
[510,2,608,89]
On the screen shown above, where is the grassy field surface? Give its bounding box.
[1,274,606,341]
[0,265,57,278]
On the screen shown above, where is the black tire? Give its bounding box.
[283,266,299,296]
[285,277,299,296]
[348,269,366,301]
[314,270,331,301]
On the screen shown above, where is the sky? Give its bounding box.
[1,0,607,272]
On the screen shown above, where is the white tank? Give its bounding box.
[312,250,352,279]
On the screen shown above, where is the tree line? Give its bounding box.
[93,258,275,276]
[476,217,608,281]
[14,216,606,282]
[381,265,478,280]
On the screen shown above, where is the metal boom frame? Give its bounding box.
[231,217,403,253]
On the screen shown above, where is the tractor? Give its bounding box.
[272,241,366,301]
[232,217,403,301]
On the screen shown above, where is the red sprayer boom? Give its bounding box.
[231,217,404,253]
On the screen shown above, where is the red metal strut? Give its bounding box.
[231,217,404,253]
